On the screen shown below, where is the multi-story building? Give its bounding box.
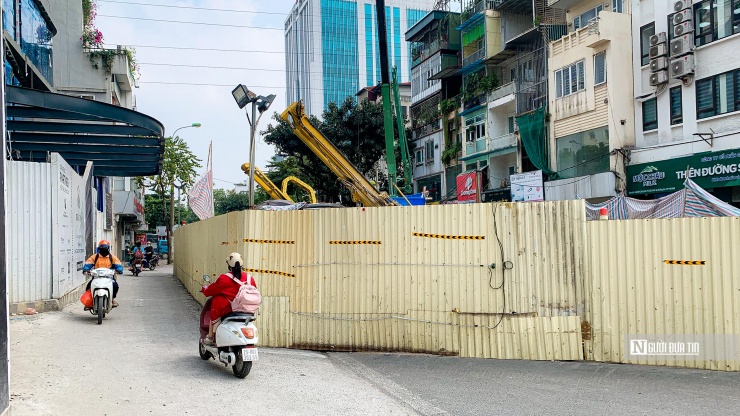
[405,10,462,202]
[455,0,565,202]
[627,0,740,208]
[355,81,412,121]
[544,0,634,202]
[284,0,435,116]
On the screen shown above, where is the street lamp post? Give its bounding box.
[231,85,275,208]
[166,122,201,264]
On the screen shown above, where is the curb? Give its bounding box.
[8,283,85,315]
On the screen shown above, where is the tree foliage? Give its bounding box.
[261,97,388,205]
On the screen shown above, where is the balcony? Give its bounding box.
[411,38,449,68]
[488,81,516,104]
[466,137,488,155]
[489,133,517,152]
[85,46,137,91]
[550,12,626,56]
[462,48,486,67]
[112,53,136,91]
[460,1,488,25]
[547,0,580,10]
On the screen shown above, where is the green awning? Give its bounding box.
[462,22,484,46]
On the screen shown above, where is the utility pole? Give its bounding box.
[376,0,397,196]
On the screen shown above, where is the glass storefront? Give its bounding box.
[556,126,610,179]
[416,174,443,202]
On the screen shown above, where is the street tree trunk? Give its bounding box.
[168,185,174,265]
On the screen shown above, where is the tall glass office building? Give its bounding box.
[285,0,434,116]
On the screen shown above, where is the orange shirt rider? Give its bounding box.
[83,240,123,306]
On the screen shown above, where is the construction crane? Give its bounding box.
[392,66,413,194]
[240,162,317,204]
[280,101,398,207]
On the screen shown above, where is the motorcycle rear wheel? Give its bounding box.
[232,352,252,378]
[199,342,212,360]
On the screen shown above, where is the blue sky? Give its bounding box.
[96,0,296,189]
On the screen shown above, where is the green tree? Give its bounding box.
[137,136,201,263]
[261,97,387,205]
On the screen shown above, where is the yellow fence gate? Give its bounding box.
[175,201,587,361]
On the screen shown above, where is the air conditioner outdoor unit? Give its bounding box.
[671,55,695,78]
[649,43,668,59]
[649,70,669,86]
[673,0,691,12]
[649,32,667,46]
[650,57,669,72]
[674,21,693,37]
[671,34,694,57]
[674,9,693,25]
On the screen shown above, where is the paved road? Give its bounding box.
[10,267,740,415]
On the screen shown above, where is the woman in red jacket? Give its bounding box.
[200,252,257,345]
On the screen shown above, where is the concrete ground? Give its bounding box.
[10,266,740,415]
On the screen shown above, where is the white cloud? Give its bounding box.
[96,0,295,189]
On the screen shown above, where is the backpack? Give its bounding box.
[228,273,262,313]
[133,248,144,259]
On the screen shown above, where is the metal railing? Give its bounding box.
[488,81,516,103]
[489,133,517,151]
[463,48,486,67]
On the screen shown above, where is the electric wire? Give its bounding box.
[98,14,285,30]
[98,0,291,15]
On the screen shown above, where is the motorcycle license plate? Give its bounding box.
[242,348,259,361]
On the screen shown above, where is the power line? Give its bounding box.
[98,14,284,30]
[98,0,290,15]
[138,81,287,88]
[139,62,285,72]
[104,43,287,54]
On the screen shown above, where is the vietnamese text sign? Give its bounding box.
[456,172,480,203]
[51,154,86,298]
[511,170,544,202]
[627,149,740,195]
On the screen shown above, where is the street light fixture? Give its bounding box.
[232,85,276,208]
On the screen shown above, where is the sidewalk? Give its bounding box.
[9,266,413,416]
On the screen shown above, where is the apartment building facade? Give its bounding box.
[545,0,634,202]
[629,0,740,207]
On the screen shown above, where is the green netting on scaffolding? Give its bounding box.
[516,107,557,177]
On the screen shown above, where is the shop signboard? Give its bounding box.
[51,154,86,298]
[627,149,740,195]
[511,170,544,202]
[456,172,481,204]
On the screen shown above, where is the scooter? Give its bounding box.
[85,268,116,325]
[198,275,258,378]
[130,259,143,276]
[142,255,158,270]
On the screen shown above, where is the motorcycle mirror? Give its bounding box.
[202,275,211,283]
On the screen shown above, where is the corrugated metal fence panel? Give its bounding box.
[588,217,740,371]
[174,201,586,359]
[7,161,52,303]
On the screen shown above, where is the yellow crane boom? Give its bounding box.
[240,162,292,202]
[280,101,398,207]
[281,176,317,204]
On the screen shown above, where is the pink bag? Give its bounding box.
[229,273,262,313]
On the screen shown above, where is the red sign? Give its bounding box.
[135,233,147,245]
[456,172,480,203]
[133,196,144,215]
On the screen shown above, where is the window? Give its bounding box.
[573,5,604,29]
[594,52,606,85]
[465,112,486,143]
[694,0,740,47]
[556,126,610,179]
[555,60,585,97]
[507,116,516,133]
[670,86,683,125]
[415,149,424,166]
[640,23,655,66]
[696,69,740,119]
[612,0,623,13]
[425,140,434,164]
[642,98,658,131]
[113,178,125,191]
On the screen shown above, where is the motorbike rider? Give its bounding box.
[144,242,155,264]
[200,252,257,346]
[83,240,124,307]
[129,241,144,271]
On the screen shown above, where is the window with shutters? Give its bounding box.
[555,60,585,97]
[640,23,655,66]
[594,52,606,86]
[642,98,658,131]
[670,86,683,125]
[696,69,740,119]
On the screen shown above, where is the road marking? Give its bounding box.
[330,354,450,416]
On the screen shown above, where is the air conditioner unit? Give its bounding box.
[673,0,691,12]
[649,32,667,46]
[649,43,668,59]
[650,57,669,72]
[671,55,695,78]
[674,21,693,37]
[674,9,693,25]
[649,70,669,86]
[671,34,694,57]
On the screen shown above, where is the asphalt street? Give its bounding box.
[9,266,740,415]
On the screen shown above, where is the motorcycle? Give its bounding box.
[131,259,143,276]
[85,268,117,325]
[142,255,158,270]
[198,275,258,378]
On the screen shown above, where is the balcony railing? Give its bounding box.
[488,81,516,103]
[462,48,486,67]
[411,38,449,67]
[466,138,488,154]
[489,133,517,151]
[460,1,488,23]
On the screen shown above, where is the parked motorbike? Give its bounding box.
[85,268,117,325]
[198,275,258,378]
